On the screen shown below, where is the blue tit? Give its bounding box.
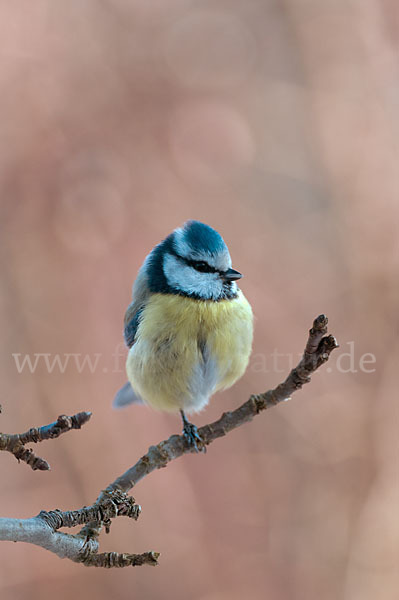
[114,220,253,449]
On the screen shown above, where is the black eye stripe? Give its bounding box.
[168,247,231,277]
[189,260,217,273]
[170,249,219,274]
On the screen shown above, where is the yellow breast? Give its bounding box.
[126,291,253,413]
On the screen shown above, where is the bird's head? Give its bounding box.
[146,221,242,300]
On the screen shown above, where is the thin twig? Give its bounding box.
[0,489,159,567]
[82,551,160,568]
[0,315,338,568]
[0,412,92,470]
[39,489,141,533]
[100,314,338,497]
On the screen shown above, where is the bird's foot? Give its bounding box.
[180,410,205,453]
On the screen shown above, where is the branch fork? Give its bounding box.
[0,314,338,568]
[0,412,92,470]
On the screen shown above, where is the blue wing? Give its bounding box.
[113,306,145,408]
[124,305,144,347]
[115,264,150,408]
[123,263,150,347]
[115,303,144,408]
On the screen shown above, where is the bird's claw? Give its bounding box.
[182,421,205,453]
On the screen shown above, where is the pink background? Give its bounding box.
[0,2,397,599]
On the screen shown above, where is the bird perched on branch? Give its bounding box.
[114,220,253,450]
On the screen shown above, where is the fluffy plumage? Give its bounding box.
[126,291,253,413]
[114,221,253,416]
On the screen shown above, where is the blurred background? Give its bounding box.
[0,1,398,599]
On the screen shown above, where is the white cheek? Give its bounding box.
[163,254,223,299]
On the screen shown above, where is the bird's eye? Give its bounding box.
[193,261,212,273]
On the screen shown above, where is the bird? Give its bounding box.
[113,220,253,450]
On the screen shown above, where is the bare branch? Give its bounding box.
[83,551,160,568]
[0,411,92,470]
[0,515,97,560]
[39,489,142,533]
[0,489,159,567]
[101,315,338,496]
[0,315,338,568]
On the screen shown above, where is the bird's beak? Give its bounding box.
[222,268,243,282]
